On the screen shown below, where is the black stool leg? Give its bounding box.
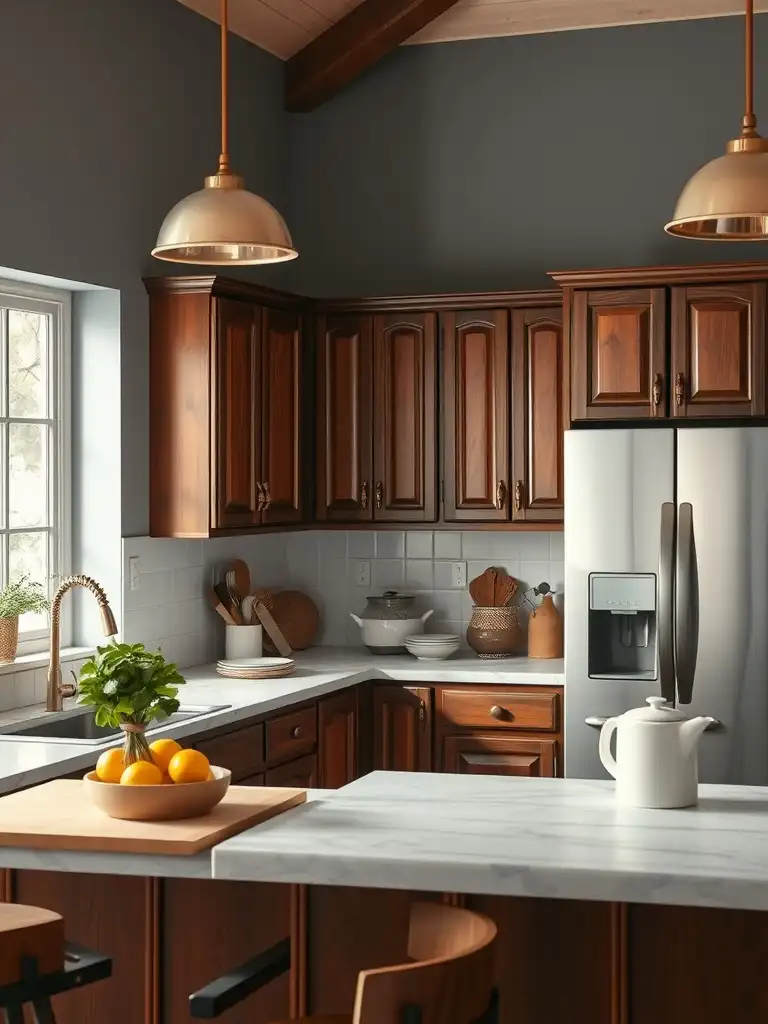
[4,1006,24,1024]
[31,997,57,1024]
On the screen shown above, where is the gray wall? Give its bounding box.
[287,16,768,297]
[0,0,289,536]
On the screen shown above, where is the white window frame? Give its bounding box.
[0,278,71,655]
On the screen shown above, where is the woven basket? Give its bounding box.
[0,617,19,664]
[466,606,523,659]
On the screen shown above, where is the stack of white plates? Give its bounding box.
[403,634,461,661]
[216,657,295,680]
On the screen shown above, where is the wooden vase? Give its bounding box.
[0,617,19,664]
[527,594,563,659]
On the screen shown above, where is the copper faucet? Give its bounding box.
[47,575,118,712]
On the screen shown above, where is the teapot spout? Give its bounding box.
[420,609,434,625]
[680,716,714,758]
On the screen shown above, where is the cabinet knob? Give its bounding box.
[675,373,685,406]
[514,481,524,512]
[652,373,662,407]
[496,480,506,510]
[291,725,301,739]
[489,704,508,721]
[262,482,271,509]
[360,481,369,510]
[375,481,383,510]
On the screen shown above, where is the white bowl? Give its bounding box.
[404,639,460,661]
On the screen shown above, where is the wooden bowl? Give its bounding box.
[84,766,231,821]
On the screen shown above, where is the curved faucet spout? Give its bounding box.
[47,575,118,712]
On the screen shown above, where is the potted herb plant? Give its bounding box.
[0,575,49,663]
[78,642,185,765]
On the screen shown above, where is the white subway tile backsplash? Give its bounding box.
[376,532,405,559]
[371,559,404,590]
[462,533,494,559]
[406,532,433,559]
[430,591,463,620]
[348,531,376,558]
[124,569,174,611]
[173,565,206,601]
[549,532,565,560]
[318,531,347,561]
[433,532,462,559]
[14,672,36,709]
[518,562,553,590]
[433,561,455,590]
[405,559,434,590]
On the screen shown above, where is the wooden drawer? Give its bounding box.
[196,722,265,782]
[439,688,559,732]
[266,752,318,789]
[266,706,317,764]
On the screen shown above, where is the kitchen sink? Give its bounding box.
[0,705,231,745]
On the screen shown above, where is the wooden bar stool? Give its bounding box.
[190,901,499,1024]
[0,904,111,1024]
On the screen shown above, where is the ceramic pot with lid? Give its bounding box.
[350,592,433,655]
[599,697,714,808]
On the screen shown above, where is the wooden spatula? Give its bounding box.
[208,587,237,626]
[231,559,251,603]
[214,581,243,625]
[469,568,497,607]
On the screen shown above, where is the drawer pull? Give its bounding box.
[291,726,302,739]
[489,704,508,721]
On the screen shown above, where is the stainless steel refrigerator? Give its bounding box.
[565,427,768,784]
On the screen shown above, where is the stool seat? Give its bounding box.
[0,904,64,987]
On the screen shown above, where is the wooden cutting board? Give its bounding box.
[0,782,306,856]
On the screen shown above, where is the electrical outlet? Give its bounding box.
[129,556,140,592]
[451,561,467,588]
[355,560,371,587]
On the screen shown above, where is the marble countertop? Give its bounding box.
[212,771,768,912]
[0,649,562,795]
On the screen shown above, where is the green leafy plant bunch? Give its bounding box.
[78,642,185,764]
[0,575,49,619]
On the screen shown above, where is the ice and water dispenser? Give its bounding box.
[588,573,657,680]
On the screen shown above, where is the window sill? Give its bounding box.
[0,646,94,679]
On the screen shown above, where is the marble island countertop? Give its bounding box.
[0,648,563,794]
[213,771,768,912]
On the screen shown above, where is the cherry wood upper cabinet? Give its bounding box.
[260,308,303,524]
[214,297,261,531]
[373,685,432,772]
[373,313,438,522]
[442,310,510,522]
[441,734,557,777]
[316,314,374,522]
[319,689,359,788]
[670,283,766,418]
[512,307,563,522]
[570,288,667,421]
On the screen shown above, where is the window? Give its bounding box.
[0,280,70,652]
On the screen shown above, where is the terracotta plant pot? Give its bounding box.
[466,606,523,659]
[0,617,19,664]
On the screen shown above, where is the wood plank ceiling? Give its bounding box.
[177,0,764,60]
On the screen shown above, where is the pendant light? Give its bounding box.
[152,0,297,264]
[666,0,768,240]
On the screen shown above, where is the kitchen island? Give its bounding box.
[2,773,768,1024]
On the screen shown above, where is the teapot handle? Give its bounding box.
[598,718,619,779]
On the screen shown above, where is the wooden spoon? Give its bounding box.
[215,581,243,624]
[207,587,237,626]
[232,559,251,603]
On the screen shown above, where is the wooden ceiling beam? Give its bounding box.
[285,0,463,111]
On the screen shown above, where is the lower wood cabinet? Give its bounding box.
[373,685,432,772]
[442,734,558,777]
[266,752,318,788]
[318,688,358,788]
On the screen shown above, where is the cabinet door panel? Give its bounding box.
[373,313,437,522]
[512,307,563,521]
[213,298,260,529]
[373,685,432,772]
[316,314,374,521]
[319,689,358,788]
[671,284,765,418]
[571,288,667,420]
[266,752,318,789]
[261,308,303,524]
[442,310,510,521]
[442,734,557,777]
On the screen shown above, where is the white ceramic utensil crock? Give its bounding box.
[599,696,713,808]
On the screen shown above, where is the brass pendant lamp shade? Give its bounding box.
[152,0,297,265]
[666,0,768,240]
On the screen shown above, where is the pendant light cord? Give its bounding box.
[218,0,230,174]
[744,0,757,134]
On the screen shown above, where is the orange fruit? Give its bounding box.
[167,749,210,785]
[120,760,163,786]
[95,748,125,784]
[161,774,174,785]
[149,738,182,774]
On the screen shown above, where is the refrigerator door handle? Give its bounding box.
[675,501,698,704]
[658,502,676,703]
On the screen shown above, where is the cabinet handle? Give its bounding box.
[256,482,266,512]
[489,704,507,721]
[652,373,662,407]
[675,373,685,406]
[496,480,506,510]
[375,481,383,510]
[419,700,426,726]
[262,482,271,509]
[291,725,301,739]
[360,481,369,510]
[514,480,524,512]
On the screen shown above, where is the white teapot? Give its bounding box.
[599,697,714,808]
